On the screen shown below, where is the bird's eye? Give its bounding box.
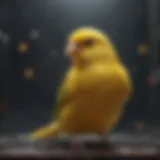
[82,39,94,47]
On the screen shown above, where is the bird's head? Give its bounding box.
[65,27,120,67]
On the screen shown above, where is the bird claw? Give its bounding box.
[101,137,116,151]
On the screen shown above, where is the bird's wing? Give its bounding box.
[53,69,73,118]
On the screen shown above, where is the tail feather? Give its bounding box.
[29,121,59,140]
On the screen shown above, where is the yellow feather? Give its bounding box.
[29,27,132,140]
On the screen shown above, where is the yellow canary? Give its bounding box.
[29,27,132,140]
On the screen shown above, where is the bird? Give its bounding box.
[29,27,132,142]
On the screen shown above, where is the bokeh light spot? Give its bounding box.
[137,44,148,56]
[17,41,29,54]
[134,121,145,132]
[23,68,34,80]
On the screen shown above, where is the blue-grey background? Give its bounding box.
[0,0,159,134]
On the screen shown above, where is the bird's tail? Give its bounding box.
[28,121,59,141]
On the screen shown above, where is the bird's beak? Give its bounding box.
[65,42,79,56]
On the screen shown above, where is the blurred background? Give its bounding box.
[0,0,159,135]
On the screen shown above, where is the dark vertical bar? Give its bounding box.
[1,1,18,133]
[148,0,159,68]
[147,0,159,125]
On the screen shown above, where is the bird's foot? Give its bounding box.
[101,137,116,151]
